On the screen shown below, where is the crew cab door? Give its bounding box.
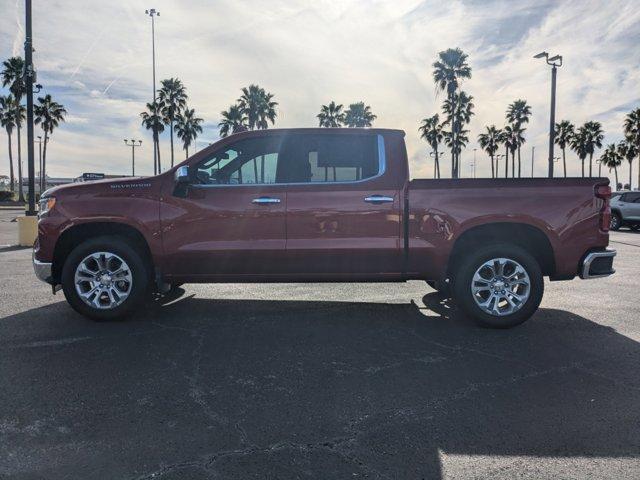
[282,132,403,276]
[160,134,288,277]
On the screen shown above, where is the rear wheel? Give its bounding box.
[452,244,543,328]
[630,224,640,231]
[61,236,149,321]
[610,212,622,231]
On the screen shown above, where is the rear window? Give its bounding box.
[278,134,380,183]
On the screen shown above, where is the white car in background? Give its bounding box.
[610,191,640,231]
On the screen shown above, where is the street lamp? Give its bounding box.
[534,51,563,179]
[124,139,143,176]
[145,8,160,175]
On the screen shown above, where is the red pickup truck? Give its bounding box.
[33,128,615,328]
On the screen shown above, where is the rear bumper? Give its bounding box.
[580,249,616,279]
[32,249,53,284]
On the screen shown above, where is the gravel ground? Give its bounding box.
[1,208,639,479]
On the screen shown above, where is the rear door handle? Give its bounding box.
[252,197,281,204]
[364,195,394,204]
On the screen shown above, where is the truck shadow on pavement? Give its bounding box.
[1,291,639,479]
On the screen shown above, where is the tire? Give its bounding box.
[630,224,640,232]
[452,243,544,328]
[610,212,622,231]
[61,236,149,321]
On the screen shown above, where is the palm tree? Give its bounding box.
[503,125,519,178]
[2,57,26,201]
[158,78,187,167]
[506,100,532,177]
[343,102,376,127]
[317,101,345,127]
[443,128,469,167]
[477,125,501,178]
[34,94,67,192]
[442,91,474,176]
[618,139,638,190]
[141,101,165,174]
[175,107,203,159]
[237,84,277,130]
[570,127,589,178]
[600,144,621,187]
[554,120,574,178]
[218,104,247,137]
[432,48,472,179]
[0,95,16,193]
[623,108,640,188]
[419,114,444,178]
[583,121,604,177]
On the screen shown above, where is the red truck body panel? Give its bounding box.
[34,128,610,285]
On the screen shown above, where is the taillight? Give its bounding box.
[595,184,611,232]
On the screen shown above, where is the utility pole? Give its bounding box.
[145,8,159,175]
[24,0,36,215]
[534,51,563,179]
[124,139,142,176]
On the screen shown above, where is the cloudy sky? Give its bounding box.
[1,0,639,182]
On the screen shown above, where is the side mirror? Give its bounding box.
[175,165,189,184]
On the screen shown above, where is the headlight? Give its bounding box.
[38,196,56,217]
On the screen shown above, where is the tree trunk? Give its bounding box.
[517,147,521,178]
[511,151,515,178]
[7,131,15,193]
[155,132,162,173]
[505,147,509,178]
[589,153,593,177]
[450,93,456,179]
[42,131,49,193]
[490,154,494,179]
[17,123,24,202]
[581,157,585,178]
[614,165,618,188]
[185,146,189,159]
[630,161,633,190]
[637,149,640,190]
[562,148,567,178]
[495,155,499,178]
[170,120,175,168]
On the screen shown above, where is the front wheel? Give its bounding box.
[452,244,543,328]
[61,236,149,321]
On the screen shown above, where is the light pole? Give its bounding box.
[24,0,37,214]
[36,135,42,191]
[124,139,143,176]
[531,146,535,177]
[472,148,477,178]
[534,51,563,179]
[145,8,160,175]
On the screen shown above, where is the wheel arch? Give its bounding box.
[52,222,154,283]
[447,222,556,279]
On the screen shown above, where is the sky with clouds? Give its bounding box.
[0,0,639,182]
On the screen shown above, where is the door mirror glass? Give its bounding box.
[175,166,189,184]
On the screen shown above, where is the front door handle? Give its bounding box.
[252,197,281,204]
[364,195,394,204]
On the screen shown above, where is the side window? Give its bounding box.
[195,136,283,185]
[281,134,380,183]
[629,193,640,203]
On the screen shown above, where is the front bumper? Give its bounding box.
[580,249,616,279]
[32,250,53,284]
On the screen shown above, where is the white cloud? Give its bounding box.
[0,0,638,184]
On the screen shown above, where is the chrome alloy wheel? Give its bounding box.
[471,257,530,316]
[74,252,133,309]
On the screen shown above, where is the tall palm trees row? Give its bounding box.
[317,101,377,128]
[596,109,640,189]
[0,56,66,200]
[217,84,278,138]
[140,77,203,174]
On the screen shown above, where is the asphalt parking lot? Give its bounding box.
[1,208,639,479]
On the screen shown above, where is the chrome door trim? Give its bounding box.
[252,197,281,204]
